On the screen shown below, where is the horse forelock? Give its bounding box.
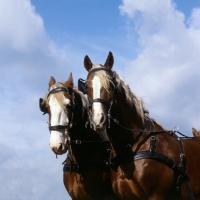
[45,82,68,109]
[90,64,114,94]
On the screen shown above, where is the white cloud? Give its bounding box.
[0,0,46,52]
[1,0,200,199]
[0,0,71,199]
[0,0,71,85]
[119,0,200,133]
[188,8,200,29]
[0,151,67,200]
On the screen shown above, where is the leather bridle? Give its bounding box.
[47,86,77,132]
[87,67,117,107]
[83,67,119,128]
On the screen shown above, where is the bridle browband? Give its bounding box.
[47,87,72,98]
[87,67,113,77]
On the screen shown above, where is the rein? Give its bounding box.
[109,113,191,138]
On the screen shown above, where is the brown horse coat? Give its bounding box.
[40,74,119,200]
[83,52,200,200]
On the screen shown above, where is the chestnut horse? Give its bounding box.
[39,73,119,200]
[81,51,200,200]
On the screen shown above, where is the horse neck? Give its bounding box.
[110,84,144,127]
[70,130,109,165]
[108,82,170,153]
[107,104,141,153]
[72,91,88,128]
[69,93,109,164]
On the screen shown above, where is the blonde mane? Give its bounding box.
[91,66,147,120]
[115,74,147,120]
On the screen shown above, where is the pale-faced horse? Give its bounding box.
[80,51,200,200]
[39,73,119,200]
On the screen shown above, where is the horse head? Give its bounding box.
[83,52,116,131]
[39,73,75,155]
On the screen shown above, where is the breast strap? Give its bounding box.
[110,134,196,200]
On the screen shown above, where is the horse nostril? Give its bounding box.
[100,113,104,123]
[58,143,62,151]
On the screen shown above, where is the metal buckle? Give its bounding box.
[173,126,179,132]
[75,140,81,145]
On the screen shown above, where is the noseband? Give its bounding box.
[47,86,77,132]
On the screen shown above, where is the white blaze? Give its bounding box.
[49,95,69,152]
[92,75,103,124]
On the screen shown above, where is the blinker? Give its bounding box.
[78,78,87,94]
[39,98,48,114]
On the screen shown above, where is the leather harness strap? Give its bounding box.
[47,87,71,98]
[63,162,109,173]
[87,67,113,78]
[110,132,195,200]
[89,98,110,107]
[49,125,69,131]
[63,141,110,173]
[111,150,186,175]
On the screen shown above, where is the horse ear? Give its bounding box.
[192,128,198,137]
[65,72,73,87]
[49,76,56,89]
[104,51,114,70]
[84,55,93,71]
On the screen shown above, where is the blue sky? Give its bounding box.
[1,0,200,199]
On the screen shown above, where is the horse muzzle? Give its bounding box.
[90,113,107,131]
[51,143,67,155]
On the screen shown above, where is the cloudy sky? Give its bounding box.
[1,0,200,199]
